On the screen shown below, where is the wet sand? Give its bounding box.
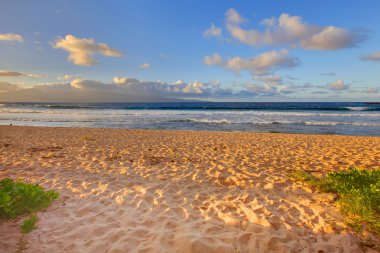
[0,126,379,253]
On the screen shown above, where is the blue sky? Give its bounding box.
[0,0,379,102]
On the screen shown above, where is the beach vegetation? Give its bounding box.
[0,178,59,236]
[291,171,317,183]
[0,178,59,219]
[292,167,380,235]
[20,214,38,234]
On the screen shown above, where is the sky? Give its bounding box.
[0,0,379,102]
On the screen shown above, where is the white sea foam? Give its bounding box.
[344,107,371,111]
[1,104,379,135]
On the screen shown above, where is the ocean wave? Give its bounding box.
[303,121,380,127]
[169,118,232,124]
[0,109,42,114]
[3,108,380,119]
[344,107,371,111]
[168,119,380,127]
[1,102,379,111]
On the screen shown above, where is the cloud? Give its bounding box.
[327,80,349,91]
[0,33,23,42]
[244,83,279,96]
[0,70,45,78]
[203,23,223,38]
[52,35,122,66]
[253,75,283,86]
[0,81,21,93]
[57,74,77,80]
[226,8,246,24]
[0,76,358,102]
[361,51,380,62]
[301,26,364,50]
[363,87,379,93]
[204,49,299,76]
[0,77,242,102]
[320,72,336,76]
[112,77,215,96]
[225,9,366,50]
[241,75,316,97]
[139,63,150,69]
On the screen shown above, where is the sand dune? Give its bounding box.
[0,126,379,252]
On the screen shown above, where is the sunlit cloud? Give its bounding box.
[139,63,150,69]
[363,87,379,93]
[204,49,299,76]
[0,70,45,78]
[327,80,349,91]
[0,81,21,93]
[361,51,380,62]
[203,23,223,38]
[0,33,23,42]
[225,8,246,24]
[57,74,78,81]
[112,77,213,96]
[1,75,365,102]
[52,35,123,66]
[224,9,366,50]
[0,77,237,102]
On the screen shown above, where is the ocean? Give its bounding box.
[1,102,379,136]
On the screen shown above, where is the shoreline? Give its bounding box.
[1,124,380,138]
[1,126,379,252]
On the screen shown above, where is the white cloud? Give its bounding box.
[0,76,350,102]
[204,53,223,65]
[253,75,283,86]
[139,63,150,69]
[203,23,222,38]
[226,8,246,24]
[112,77,213,96]
[320,72,335,76]
[113,77,128,85]
[363,87,379,93]
[225,9,365,50]
[301,26,361,50]
[204,49,299,76]
[0,70,45,78]
[361,51,380,62]
[52,35,122,66]
[327,80,349,91]
[245,83,278,95]
[57,74,77,80]
[0,81,21,93]
[70,78,85,89]
[0,33,23,42]
[182,81,204,94]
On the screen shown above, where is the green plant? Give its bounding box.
[20,215,37,234]
[0,178,59,219]
[291,171,316,183]
[318,167,380,235]
[293,167,380,235]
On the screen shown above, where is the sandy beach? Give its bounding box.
[0,125,379,253]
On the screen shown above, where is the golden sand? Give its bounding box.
[0,126,379,253]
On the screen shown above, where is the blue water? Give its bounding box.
[1,102,379,136]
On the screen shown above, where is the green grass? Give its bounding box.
[20,215,37,234]
[0,178,59,219]
[292,167,380,235]
[291,171,317,183]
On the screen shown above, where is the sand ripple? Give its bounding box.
[1,126,379,252]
